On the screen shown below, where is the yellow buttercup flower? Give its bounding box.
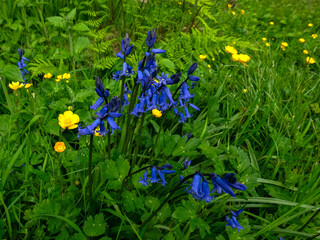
[178,1,182,4]
[281,46,286,51]
[68,106,73,111]
[303,50,309,54]
[94,127,103,137]
[281,42,288,47]
[228,4,232,8]
[269,21,274,25]
[232,11,236,15]
[207,64,211,68]
[54,142,66,153]
[240,10,245,14]
[232,42,236,45]
[306,57,316,64]
[62,73,71,80]
[44,73,53,79]
[265,43,270,47]
[312,34,318,39]
[24,83,33,89]
[308,23,313,27]
[299,38,305,43]
[9,81,24,91]
[58,111,80,129]
[199,55,207,61]
[243,89,247,93]
[56,75,63,82]
[237,54,251,64]
[232,54,239,62]
[152,109,162,118]
[225,45,238,55]
[262,37,267,42]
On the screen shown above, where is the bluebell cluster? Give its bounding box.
[111,30,200,121]
[185,172,246,203]
[174,63,200,123]
[226,209,244,233]
[138,164,176,186]
[18,49,29,80]
[78,77,122,138]
[113,34,135,81]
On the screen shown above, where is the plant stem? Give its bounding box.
[107,125,111,160]
[88,134,94,214]
[132,113,145,166]
[141,174,195,228]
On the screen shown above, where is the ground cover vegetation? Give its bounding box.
[0,0,320,239]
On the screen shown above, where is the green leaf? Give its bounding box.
[66,8,76,21]
[3,64,23,81]
[172,206,196,221]
[72,23,90,32]
[74,37,90,56]
[83,213,106,237]
[47,16,67,28]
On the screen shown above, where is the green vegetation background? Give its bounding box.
[0,0,319,239]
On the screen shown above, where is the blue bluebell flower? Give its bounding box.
[211,173,236,197]
[179,82,194,101]
[226,209,244,233]
[18,49,29,80]
[167,73,182,85]
[211,173,247,197]
[149,166,160,183]
[201,179,214,203]
[146,29,157,48]
[222,173,247,191]
[184,158,191,169]
[138,164,175,187]
[122,85,132,108]
[189,75,200,81]
[185,173,204,200]
[151,49,166,54]
[187,63,197,76]
[91,77,110,111]
[139,170,149,186]
[78,104,122,138]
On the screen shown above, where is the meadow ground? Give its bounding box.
[0,0,319,239]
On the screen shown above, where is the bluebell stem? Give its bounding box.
[226,209,244,233]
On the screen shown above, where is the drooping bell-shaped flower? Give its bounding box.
[211,173,236,197]
[146,29,157,48]
[226,209,244,233]
[139,170,149,186]
[186,173,204,200]
[201,179,214,203]
[149,166,160,183]
[187,63,197,76]
[222,173,247,191]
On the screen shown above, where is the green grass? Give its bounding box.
[0,0,320,239]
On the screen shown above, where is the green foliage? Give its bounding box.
[0,0,320,239]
